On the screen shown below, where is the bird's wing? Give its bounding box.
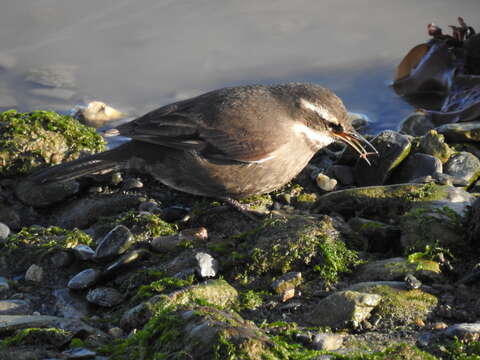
[116,91,288,163]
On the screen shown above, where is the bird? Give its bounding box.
[30,83,376,213]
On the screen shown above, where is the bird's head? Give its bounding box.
[292,87,377,164]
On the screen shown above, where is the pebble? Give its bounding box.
[68,269,102,290]
[0,222,10,242]
[25,264,44,282]
[94,225,135,261]
[72,244,95,261]
[312,333,344,351]
[0,299,32,315]
[122,178,143,190]
[444,152,480,186]
[404,274,422,290]
[194,252,218,278]
[104,249,150,275]
[316,173,337,191]
[86,287,123,307]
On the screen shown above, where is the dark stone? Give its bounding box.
[86,287,123,307]
[94,225,134,262]
[395,153,442,183]
[444,152,480,186]
[347,217,401,253]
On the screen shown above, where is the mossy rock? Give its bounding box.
[0,110,105,177]
[246,215,359,284]
[349,282,438,327]
[1,327,72,348]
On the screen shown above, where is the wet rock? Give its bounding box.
[0,300,32,315]
[122,177,143,190]
[0,203,20,230]
[25,264,43,282]
[108,326,124,338]
[62,347,96,359]
[395,153,442,183]
[151,234,179,252]
[86,287,123,307]
[72,244,95,261]
[53,288,89,319]
[104,249,150,274]
[349,112,370,133]
[445,323,480,339]
[194,252,218,278]
[55,194,142,229]
[444,152,480,186]
[151,227,208,252]
[29,87,76,100]
[354,130,411,186]
[312,333,344,351]
[347,281,437,326]
[50,250,75,268]
[160,206,190,222]
[0,222,10,242]
[93,225,134,262]
[347,217,401,253]
[0,314,96,334]
[353,257,441,283]
[419,130,454,163]
[16,179,80,207]
[437,121,480,142]
[309,290,382,328]
[404,274,422,290]
[315,173,337,191]
[76,101,126,128]
[272,272,302,302]
[400,111,435,136]
[25,64,76,88]
[328,165,354,186]
[68,269,102,290]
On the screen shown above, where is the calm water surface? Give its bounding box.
[1,0,479,133]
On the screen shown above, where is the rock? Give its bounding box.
[86,287,123,307]
[0,203,20,230]
[419,130,453,163]
[347,281,437,326]
[25,264,43,282]
[395,153,442,183]
[354,130,411,186]
[16,179,80,207]
[160,206,190,222]
[347,217,401,253]
[151,234,179,252]
[194,252,218,278]
[93,225,134,262]
[404,274,422,290]
[50,250,75,268]
[328,165,354,186]
[349,112,370,132]
[445,323,480,339]
[53,288,89,319]
[353,257,441,283]
[72,244,95,261]
[104,249,150,275]
[400,111,435,136]
[0,276,9,294]
[312,333,344,351]
[0,222,10,242]
[467,197,480,243]
[0,315,96,335]
[309,290,382,328]
[272,272,302,302]
[316,173,337,191]
[444,152,480,186]
[122,177,143,190]
[76,101,126,128]
[0,300,32,315]
[151,227,208,252]
[437,121,480,142]
[25,64,77,88]
[68,269,102,290]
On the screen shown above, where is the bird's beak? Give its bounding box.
[333,130,378,165]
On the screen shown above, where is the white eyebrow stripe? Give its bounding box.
[300,98,339,125]
[292,123,335,148]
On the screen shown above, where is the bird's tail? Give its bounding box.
[29,142,134,184]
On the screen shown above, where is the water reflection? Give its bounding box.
[1,0,479,133]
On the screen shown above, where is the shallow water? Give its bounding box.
[1,0,479,133]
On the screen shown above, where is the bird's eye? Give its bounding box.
[328,122,343,133]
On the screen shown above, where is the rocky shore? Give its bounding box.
[1,106,480,359]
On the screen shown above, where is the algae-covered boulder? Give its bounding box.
[0,110,105,177]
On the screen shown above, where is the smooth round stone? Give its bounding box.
[316,173,337,191]
[400,111,435,136]
[404,274,422,290]
[160,206,189,222]
[62,347,96,359]
[354,130,412,186]
[312,333,344,351]
[437,121,480,142]
[25,264,44,283]
[194,252,218,278]
[0,222,10,242]
[15,179,80,207]
[72,244,95,261]
[122,178,143,190]
[396,153,442,183]
[86,287,123,307]
[0,299,32,315]
[104,249,150,274]
[94,225,134,261]
[444,152,480,185]
[68,269,102,290]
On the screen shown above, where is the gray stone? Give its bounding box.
[68,269,102,290]
[312,333,344,351]
[437,121,480,142]
[104,249,150,275]
[0,203,20,230]
[16,179,80,207]
[53,288,89,319]
[62,348,96,359]
[86,287,123,307]
[271,272,302,295]
[151,234,179,252]
[0,315,96,334]
[328,165,354,186]
[122,177,143,190]
[354,130,411,186]
[445,323,480,339]
[94,225,134,261]
[404,274,422,290]
[50,250,75,268]
[316,173,337,191]
[0,222,10,242]
[444,152,480,186]
[25,264,43,282]
[0,300,32,315]
[419,130,453,163]
[195,252,218,278]
[309,290,382,328]
[396,153,442,183]
[120,302,153,330]
[0,276,9,294]
[400,111,435,136]
[25,64,77,88]
[347,217,401,253]
[72,244,95,261]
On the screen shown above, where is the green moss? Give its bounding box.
[1,327,72,348]
[331,343,437,359]
[0,109,105,176]
[134,274,196,302]
[239,193,273,211]
[5,226,92,250]
[239,290,268,310]
[441,338,480,359]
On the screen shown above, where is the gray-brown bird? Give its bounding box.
[31,83,375,210]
